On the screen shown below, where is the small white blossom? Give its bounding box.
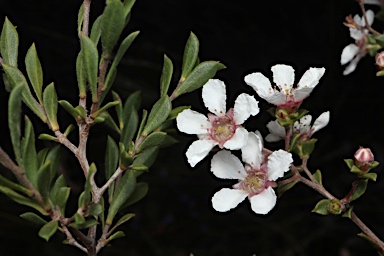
[176,79,259,167]
[265,111,330,142]
[341,10,374,75]
[211,132,293,214]
[244,64,325,109]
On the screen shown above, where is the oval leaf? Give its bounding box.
[142,96,171,136]
[106,170,136,225]
[160,54,173,97]
[8,85,24,165]
[80,34,99,102]
[181,32,199,80]
[38,220,58,241]
[43,83,59,131]
[311,199,330,215]
[137,132,166,153]
[25,43,43,104]
[173,61,226,98]
[0,17,19,67]
[100,0,126,55]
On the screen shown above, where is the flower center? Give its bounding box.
[211,116,235,144]
[239,170,266,196]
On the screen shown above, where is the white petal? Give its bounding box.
[350,27,363,41]
[185,139,216,167]
[341,44,359,65]
[343,53,364,75]
[211,150,247,179]
[249,187,277,214]
[297,67,325,90]
[212,188,248,212]
[267,150,293,181]
[202,79,227,116]
[366,10,375,26]
[241,132,263,169]
[265,120,285,142]
[293,114,312,133]
[233,93,259,124]
[223,127,248,150]
[271,64,295,92]
[312,111,330,134]
[176,109,211,135]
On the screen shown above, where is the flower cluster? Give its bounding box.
[177,64,328,215]
[341,10,374,75]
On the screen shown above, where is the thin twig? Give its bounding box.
[82,0,91,37]
[359,2,381,35]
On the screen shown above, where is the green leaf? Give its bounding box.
[106,170,136,225]
[137,132,167,153]
[81,163,97,208]
[106,231,125,243]
[342,206,354,219]
[313,170,322,185]
[36,160,51,206]
[90,15,102,45]
[8,85,23,165]
[350,165,364,175]
[0,174,32,196]
[0,17,19,67]
[142,96,172,136]
[50,175,70,216]
[77,3,84,33]
[58,100,80,119]
[75,106,87,120]
[69,219,98,230]
[90,100,119,119]
[80,34,99,103]
[88,203,103,216]
[301,138,317,158]
[20,212,48,226]
[64,124,75,137]
[121,182,148,208]
[43,83,59,131]
[181,32,199,80]
[105,136,119,200]
[105,136,119,180]
[0,185,48,215]
[135,109,148,142]
[38,133,59,142]
[102,31,140,97]
[21,116,38,187]
[110,213,135,234]
[45,145,61,184]
[277,180,299,197]
[362,172,377,181]
[132,146,159,170]
[173,61,226,98]
[160,54,173,97]
[131,164,148,172]
[74,212,85,225]
[76,51,87,98]
[123,90,141,116]
[123,0,136,17]
[25,43,43,104]
[2,64,47,122]
[100,0,126,55]
[98,111,120,134]
[112,91,124,130]
[344,159,354,169]
[311,199,330,215]
[121,108,139,148]
[38,220,58,241]
[350,180,368,202]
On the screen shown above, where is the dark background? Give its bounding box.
[1,0,384,255]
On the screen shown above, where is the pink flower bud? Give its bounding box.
[376,52,384,70]
[354,147,374,164]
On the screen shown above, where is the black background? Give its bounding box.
[1,0,384,255]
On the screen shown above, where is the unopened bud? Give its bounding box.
[354,147,374,164]
[376,51,384,70]
[329,199,343,215]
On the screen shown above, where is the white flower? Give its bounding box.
[265,111,330,142]
[341,10,374,75]
[176,79,259,167]
[244,64,325,109]
[211,132,293,214]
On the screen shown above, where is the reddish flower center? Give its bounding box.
[210,116,236,145]
[238,170,267,196]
